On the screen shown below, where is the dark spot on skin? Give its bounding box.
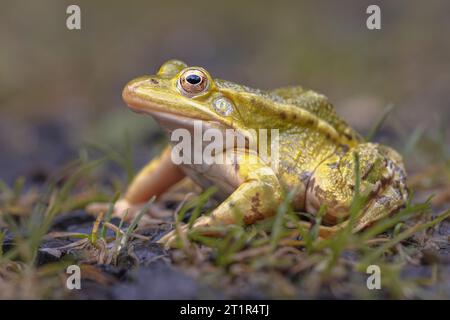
[340,144,349,153]
[327,162,339,169]
[306,119,315,126]
[376,196,390,205]
[361,162,375,180]
[308,177,316,191]
[344,133,353,140]
[336,148,347,157]
[314,185,328,200]
[284,165,296,174]
[280,112,287,120]
[232,154,239,170]
[150,78,159,85]
[300,171,312,183]
[245,192,266,224]
[251,193,260,206]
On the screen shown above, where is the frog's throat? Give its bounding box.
[140,110,255,153]
[147,109,228,135]
[123,83,221,124]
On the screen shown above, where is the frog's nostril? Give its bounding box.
[149,78,159,85]
[123,80,141,102]
[127,82,139,91]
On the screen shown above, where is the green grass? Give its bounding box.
[165,115,450,299]
[0,117,449,299]
[167,163,448,298]
[0,147,146,298]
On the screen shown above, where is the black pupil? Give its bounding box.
[186,74,202,85]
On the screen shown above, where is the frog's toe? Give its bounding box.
[85,202,110,215]
[86,199,137,220]
[157,232,176,249]
[86,199,170,225]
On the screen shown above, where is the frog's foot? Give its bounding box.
[294,220,347,238]
[86,199,170,224]
[305,142,408,233]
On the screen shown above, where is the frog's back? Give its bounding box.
[266,86,364,209]
[216,80,362,146]
[270,86,363,144]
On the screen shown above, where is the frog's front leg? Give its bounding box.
[158,150,283,248]
[87,146,185,220]
[305,143,408,236]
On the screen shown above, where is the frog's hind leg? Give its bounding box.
[351,145,408,233]
[299,183,408,239]
[305,143,408,236]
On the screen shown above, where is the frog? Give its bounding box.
[87,59,408,248]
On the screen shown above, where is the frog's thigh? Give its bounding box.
[305,143,407,232]
[352,145,408,232]
[125,146,185,204]
[192,150,283,229]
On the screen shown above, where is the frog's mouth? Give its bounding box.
[123,82,242,139]
[123,79,256,151]
[124,92,226,133]
[144,109,229,138]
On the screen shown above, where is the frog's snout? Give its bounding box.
[123,76,150,99]
[123,76,154,96]
[123,77,148,112]
[122,76,166,114]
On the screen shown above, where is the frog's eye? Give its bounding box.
[177,69,209,97]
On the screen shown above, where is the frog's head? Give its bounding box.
[123,60,235,132]
[123,60,288,135]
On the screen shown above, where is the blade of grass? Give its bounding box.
[122,196,156,244]
[12,176,25,202]
[359,209,450,268]
[0,179,12,195]
[366,103,395,142]
[58,158,106,202]
[270,189,299,251]
[100,192,120,239]
[358,200,431,242]
[90,210,105,245]
[403,126,424,156]
[187,187,217,228]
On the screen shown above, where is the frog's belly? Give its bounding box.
[180,164,237,201]
[181,162,311,212]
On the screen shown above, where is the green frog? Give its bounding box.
[88,59,408,248]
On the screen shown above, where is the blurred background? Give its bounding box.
[1,0,449,184]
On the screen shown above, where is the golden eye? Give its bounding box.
[177,69,209,97]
